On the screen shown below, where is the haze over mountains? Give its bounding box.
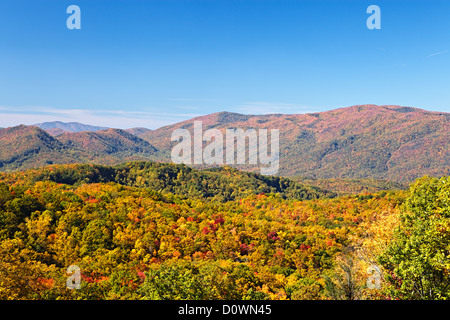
[1,105,448,184]
[34,121,108,134]
[34,121,151,137]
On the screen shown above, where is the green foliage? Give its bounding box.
[2,161,334,202]
[292,177,407,195]
[138,260,268,300]
[378,176,450,299]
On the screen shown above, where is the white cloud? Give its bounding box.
[0,102,326,130]
[0,106,201,129]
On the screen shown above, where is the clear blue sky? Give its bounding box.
[0,0,449,129]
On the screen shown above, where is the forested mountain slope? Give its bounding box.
[2,105,448,184]
[141,105,449,182]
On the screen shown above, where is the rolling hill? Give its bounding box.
[0,125,89,171]
[56,128,157,156]
[0,105,448,184]
[0,125,160,171]
[0,161,335,201]
[140,105,449,182]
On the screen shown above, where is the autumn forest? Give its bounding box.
[0,161,448,300]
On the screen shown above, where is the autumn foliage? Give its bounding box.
[0,162,447,300]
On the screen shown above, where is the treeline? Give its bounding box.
[1,162,335,202]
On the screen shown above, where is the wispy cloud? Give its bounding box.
[0,102,326,130]
[427,50,448,58]
[0,106,201,129]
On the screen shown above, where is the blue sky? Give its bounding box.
[0,0,449,129]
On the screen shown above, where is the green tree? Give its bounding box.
[138,260,211,300]
[378,176,450,299]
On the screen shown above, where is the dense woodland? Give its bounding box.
[0,161,448,300]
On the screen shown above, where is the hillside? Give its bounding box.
[0,165,400,300]
[141,105,449,182]
[0,161,335,201]
[0,126,160,172]
[292,177,408,195]
[44,128,70,137]
[0,105,448,184]
[0,125,89,171]
[56,129,157,156]
[125,127,152,136]
[0,159,448,300]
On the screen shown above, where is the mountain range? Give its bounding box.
[0,125,159,171]
[0,105,448,185]
[33,121,152,137]
[34,121,109,134]
[139,104,449,182]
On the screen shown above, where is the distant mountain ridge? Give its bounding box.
[34,121,108,134]
[140,104,449,182]
[34,121,151,137]
[1,104,448,183]
[0,125,159,171]
[0,125,87,170]
[57,128,157,155]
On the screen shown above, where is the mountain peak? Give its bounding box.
[343,104,426,113]
[1,105,448,182]
[140,105,449,182]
